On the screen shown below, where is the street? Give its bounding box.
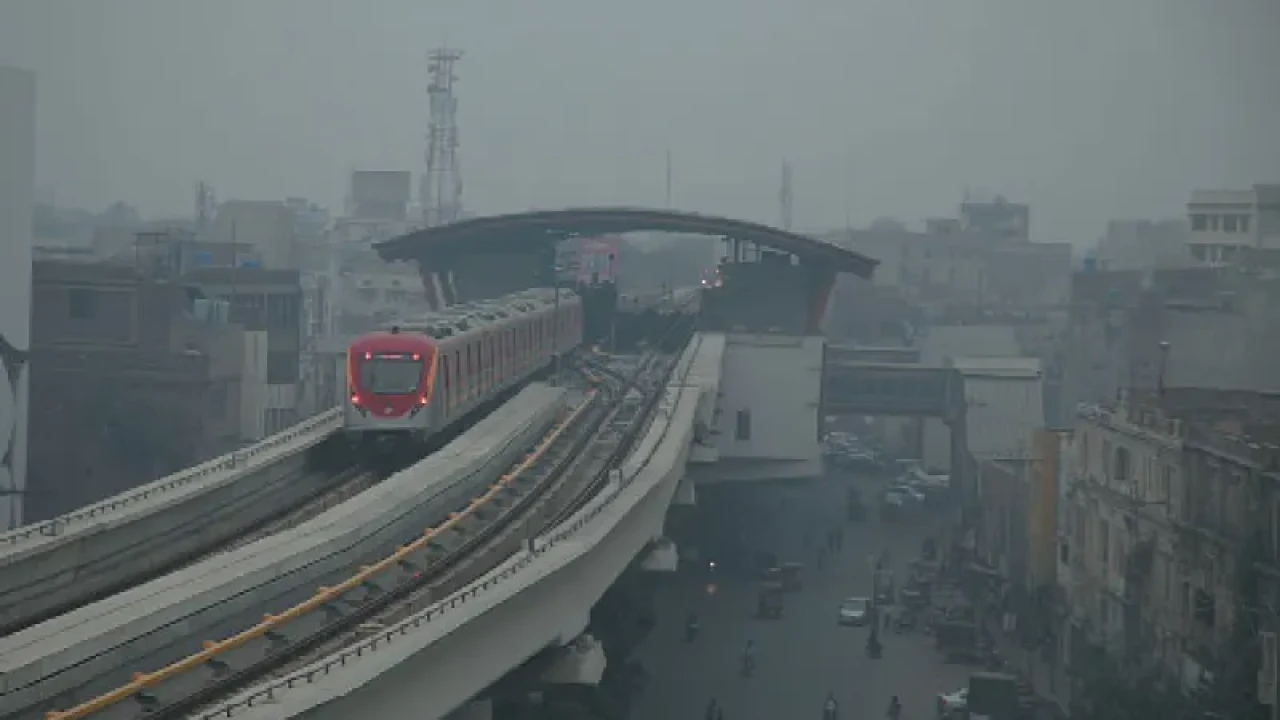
[631,473,972,720]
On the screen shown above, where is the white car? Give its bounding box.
[886,484,925,504]
[837,597,871,626]
[936,687,967,718]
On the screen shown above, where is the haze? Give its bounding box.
[2,0,1277,242]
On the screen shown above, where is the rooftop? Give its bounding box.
[376,207,879,279]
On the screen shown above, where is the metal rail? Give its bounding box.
[186,334,700,720]
[0,410,341,547]
[45,385,604,720]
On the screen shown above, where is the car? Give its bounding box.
[886,484,926,504]
[838,597,871,626]
[936,687,967,718]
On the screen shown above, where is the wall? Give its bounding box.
[919,325,1022,471]
[240,330,270,441]
[1029,429,1063,590]
[696,334,823,481]
[207,201,296,269]
[0,66,35,530]
[956,360,1045,462]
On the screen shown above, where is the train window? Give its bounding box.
[358,353,425,395]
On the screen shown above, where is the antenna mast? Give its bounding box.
[779,160,793,230]
[195,181,217,231]
[422,47,464,227]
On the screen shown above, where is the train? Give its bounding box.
[344,288,584,442]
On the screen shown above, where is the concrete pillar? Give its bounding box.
[641,537,679,572]
[443,698,492,720]
[0,66,35,531]
[540,633,607,685]
[671,477,697,506]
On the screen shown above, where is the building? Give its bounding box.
[205,200,297,269]
[976,428,1064,635]
[1095,219,1191,271]
[25,261,252,521]
[1060,388,1280,717]
[1062,267,1280,415]
[347,170,412,222]
[0,66,35,530]
[1187,185,1280,266]
[962,195,1031,243]
[184,267,303,437]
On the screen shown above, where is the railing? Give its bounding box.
[1,408,341,548]
[191,336,703,719]
[1185,422,1280,471]
[46,390,599,720]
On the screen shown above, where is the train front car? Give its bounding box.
[344,329,439,442]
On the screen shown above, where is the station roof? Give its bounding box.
[376,207,879,279]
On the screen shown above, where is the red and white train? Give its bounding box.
[344,288,583,442]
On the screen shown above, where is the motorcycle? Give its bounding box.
[740,654,756,677]
[823,700,839,720]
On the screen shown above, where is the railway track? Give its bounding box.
[172,355,680,720]
[0,460,367,638]
[36,367,616,720]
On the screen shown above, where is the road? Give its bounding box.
[631,473,971,720]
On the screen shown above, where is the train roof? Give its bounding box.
[375,287,577,340]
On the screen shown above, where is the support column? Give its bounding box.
[641,537,679,572]
[540,633,607,685]
[0,66,35,531]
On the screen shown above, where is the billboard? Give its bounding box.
[350,171,412,221]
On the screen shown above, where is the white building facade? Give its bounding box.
[0,66,35,530]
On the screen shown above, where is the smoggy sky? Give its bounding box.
[2,0,1277,243]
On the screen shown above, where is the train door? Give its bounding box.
[441,349,451,415]
[453,352,462,411]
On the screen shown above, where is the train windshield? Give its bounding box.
[358,354,424,395]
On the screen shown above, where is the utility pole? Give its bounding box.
[779,160,793,230]
[665,150,673,208]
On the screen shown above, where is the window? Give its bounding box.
[1241,215,1251,234]
[1209,215,1221,231]
[1191,214,1208,232]
[735,409,752,441]
[1100,521,1110,566]
[69,288,97,319]
[357,354,424,395]
[1113,446,1131,486]
[1223,215,1239,233]
[1262,632,1277,700]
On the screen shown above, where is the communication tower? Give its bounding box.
[195,181,217,231]
[779,161,793,230]
[422,48,464,227]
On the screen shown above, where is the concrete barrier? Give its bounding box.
[0,409,343,630]
[196,339,708,720]
[0,387,565,717]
